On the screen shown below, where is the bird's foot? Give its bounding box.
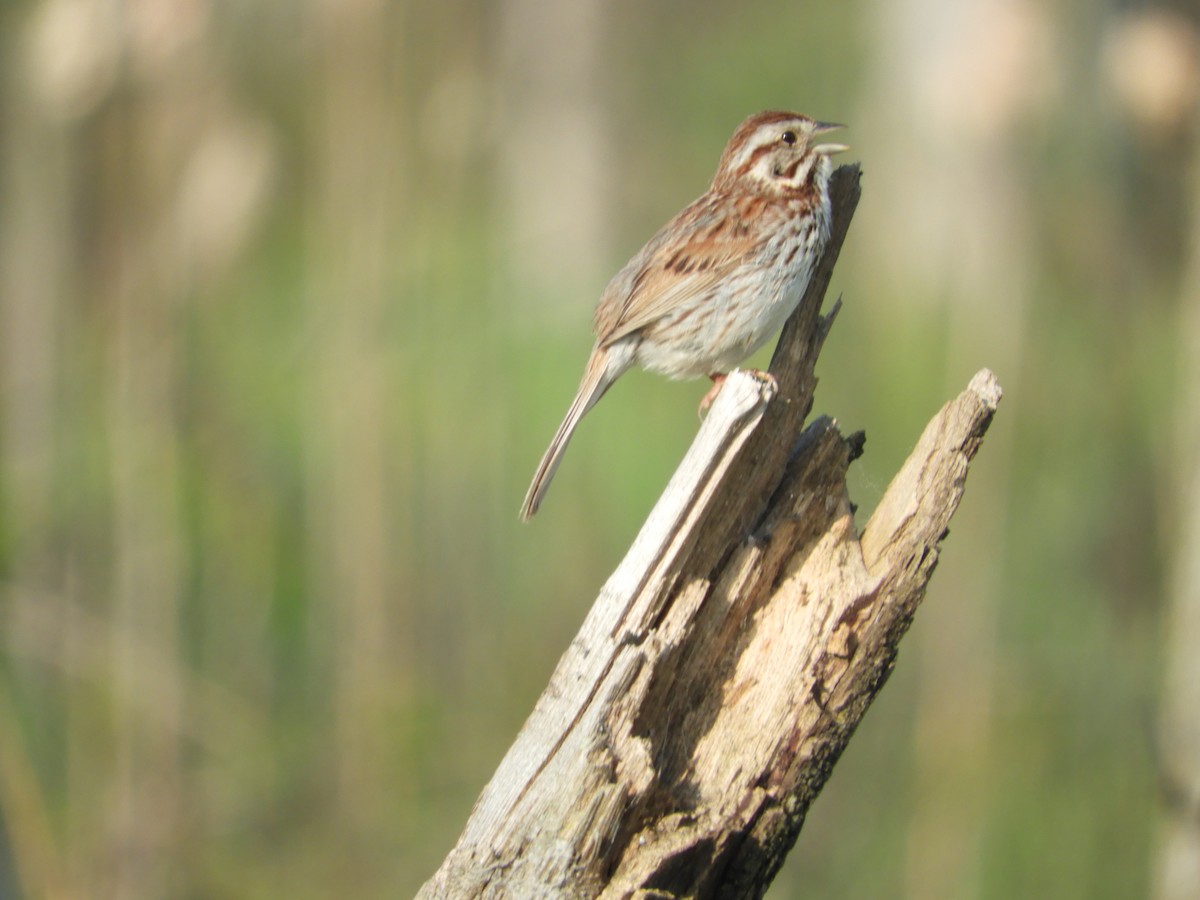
[699,369,779,418]
[698,373,728,418]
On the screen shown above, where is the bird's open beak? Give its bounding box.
[812,122,849,156]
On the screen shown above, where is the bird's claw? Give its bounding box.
[698,373,728,418]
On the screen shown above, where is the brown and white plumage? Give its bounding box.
[521,111,848,520]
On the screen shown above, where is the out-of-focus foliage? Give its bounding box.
[0,0,1193,897]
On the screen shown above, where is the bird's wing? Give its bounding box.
[594,194,760,347]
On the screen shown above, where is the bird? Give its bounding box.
[520,110,847,520]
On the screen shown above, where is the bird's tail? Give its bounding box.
[520,350,619,521]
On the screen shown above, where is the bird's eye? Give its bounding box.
[781,130,797,145]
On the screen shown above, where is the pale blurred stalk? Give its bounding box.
[0,15,73,896]
[862,1,1050,896]
[101,42,202,900]
[1154,135,1200,900]
[106,154,187,900]
[497,0,611,323]
[306,0,407,828]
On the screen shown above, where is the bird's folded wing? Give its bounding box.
[595,197,759,346]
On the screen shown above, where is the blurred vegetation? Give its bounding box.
[0,0,1195,897]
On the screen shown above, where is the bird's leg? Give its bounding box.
[698,372,728,417]
[698,369,780,418]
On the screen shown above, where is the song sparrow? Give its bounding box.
[521,110,847,520]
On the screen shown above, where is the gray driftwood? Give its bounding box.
[420,166,1002,899]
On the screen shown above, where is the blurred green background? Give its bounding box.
[2,0,1198,897]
